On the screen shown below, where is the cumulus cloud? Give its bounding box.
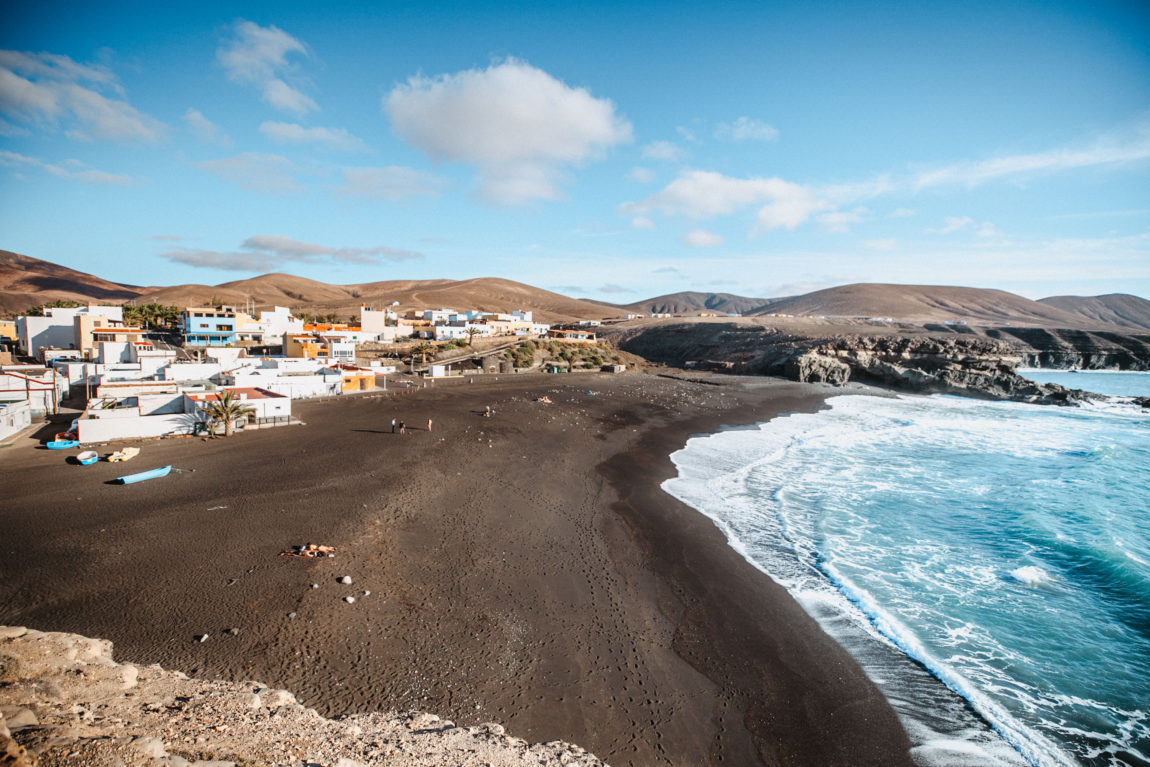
[159,234,422,272]
[626,166,655,184]
[384,59,631,205]
[715,116,779,142]
[0,49,164,142]
[621,170,828,236]
[259,121,371,152]
[198,152,306,195]
[682,228,724,248]
[641,140,685,161]
[631,216,655,230]
[183,108,231,146]
[217,20,317,115]
[338,165,447,200]
[0,149,136,185]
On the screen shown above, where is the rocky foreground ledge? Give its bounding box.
[0,627,606,767]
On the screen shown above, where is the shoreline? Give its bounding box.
[2,371,913,766]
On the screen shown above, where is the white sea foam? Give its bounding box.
[1008,566,1052,587]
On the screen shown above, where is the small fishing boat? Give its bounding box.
[46,439,80,449]
[107,446,140,462]
[115,465,171,484]
[55,431,77,441]
[77,450,98,465]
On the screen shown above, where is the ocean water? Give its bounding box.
[663,385,1150,767]
[1019,369,1150,399]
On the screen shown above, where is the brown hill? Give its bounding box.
[1037,294,1150,331]
[615,291,776,317]
[752,283,1097,327]
[0,251,621,323]
[0,250,144,315]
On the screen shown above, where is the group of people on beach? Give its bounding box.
[390,417,432,434]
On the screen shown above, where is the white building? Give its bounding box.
[0,400,31,441]
[16,305,123,359]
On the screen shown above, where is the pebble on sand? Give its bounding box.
[196,634,209,643]
[344,596,356,604]
[339,575,352,585]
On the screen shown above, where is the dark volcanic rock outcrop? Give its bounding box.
[612,322,1088,404]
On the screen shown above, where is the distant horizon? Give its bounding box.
[7,248,1148,306]
[2,1,1148,301]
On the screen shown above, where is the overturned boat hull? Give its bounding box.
[115,465,172,484]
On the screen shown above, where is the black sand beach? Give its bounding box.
[1,371,913,766]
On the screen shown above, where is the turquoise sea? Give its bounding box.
[663,373,1150,767]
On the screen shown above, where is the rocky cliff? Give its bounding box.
[0,626,605,767]
[611,322,1090,405]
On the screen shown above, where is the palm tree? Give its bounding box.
[465,326,481,347]
[200,390,256,437]
[414,341,434,365]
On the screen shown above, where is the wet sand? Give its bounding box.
[1,371,913,766]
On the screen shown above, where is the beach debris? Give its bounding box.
[280,543,335,558]
[207,505,227,511]
[227,627,240,635]
[363,590,371,596]
[339,575,353,585]
[287,612,297,620]
[534,396,552,403]
[196,634,209,643]
[107,446,140,463]
[310,583,319,589]
[344,596,356,604]
[226,578,238,586]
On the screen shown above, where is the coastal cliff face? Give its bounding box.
[981,327,1150,371]
[0,626,605,767]
[612,322,1089,404]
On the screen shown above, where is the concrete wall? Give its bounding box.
[162,363,223,381]
[77,411,200,442]
[0,400,32,441]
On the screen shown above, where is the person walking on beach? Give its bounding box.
[391,417,396,434]
[398,420,406,434]
[427,418,433,432]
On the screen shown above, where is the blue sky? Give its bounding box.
[2,0,1149,301]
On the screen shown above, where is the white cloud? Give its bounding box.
[626,166,655,184]
[0,149,136,185]
[198,152,305,195]
[888,207,916,218]
[676,125,697,143]
[682,228,724,248]
[259,121,371,152]
[0,49,164,142]
[631,216,655,230]
[384,58,631,205]
[913,122,1150,190]
[621,170,828,235]
[599,283,632,294]
[817,207,868,233]
[928,216,974,234]
[977,221,1000,238]
[339,166,447,200]
[864,238,898,251]
[641,140,685,161]
[183,108,231,147]
[715,116,779,142]
[159,235,422,272]
[217,21,317,115]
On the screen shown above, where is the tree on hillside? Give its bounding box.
[200,390,256,437]
[414,341,434,365]
[465,326,481,347]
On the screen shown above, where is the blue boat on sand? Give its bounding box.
[115,465,172,484]
[46,439,79,449]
